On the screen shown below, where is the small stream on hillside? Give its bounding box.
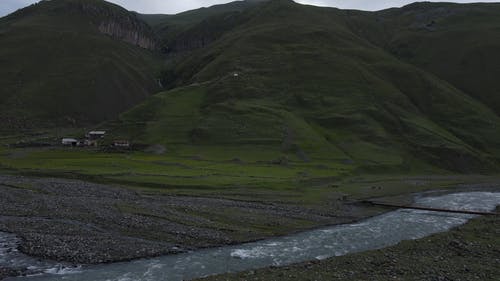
[2,191,500,281]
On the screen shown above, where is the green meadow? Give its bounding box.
[1,142,493,208]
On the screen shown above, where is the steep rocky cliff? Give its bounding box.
[74,0,158,49]
[9,0,157,50]
[98,20,156,49]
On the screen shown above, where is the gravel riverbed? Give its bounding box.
[0,175,375,279]
[0,269,23,281]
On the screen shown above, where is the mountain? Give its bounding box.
[110,0,500,172]
[139,0,267,53]
[0,0,160,129]
[344,2,500,115]
[3,0,500,173]
[382,3,500,115]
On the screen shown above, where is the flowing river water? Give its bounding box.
[2,191,500,281]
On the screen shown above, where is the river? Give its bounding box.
[3,191,500,281]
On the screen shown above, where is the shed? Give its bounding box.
[84,139,98,147]
[113,140,130,148]
[62,138,78,146]
[86,131,106,140]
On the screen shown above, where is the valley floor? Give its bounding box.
[0,174,499,280]
[0,175,379,266]
[200,206,500,281]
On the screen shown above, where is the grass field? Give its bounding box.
[1,143,496,207]
[0,145,347,203]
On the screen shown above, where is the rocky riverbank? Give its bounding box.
[0,269,24,281]
[201,207,500,281]
[2,174,499,280]
[0,175,379,277]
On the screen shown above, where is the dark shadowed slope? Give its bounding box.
[345,2,500,115]
[0,0,160,129]
[139,0,267,53]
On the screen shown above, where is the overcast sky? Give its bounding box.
[1,0,499,17]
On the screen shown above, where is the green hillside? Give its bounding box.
[139,0,266,53]
[346,2,500,115]
[108,0,500,173]
[386,3,500,115]
[3,0,500,173]
[0,0,160,129]
[140,0,265,27]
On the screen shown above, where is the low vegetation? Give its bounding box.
[0,143,497,205]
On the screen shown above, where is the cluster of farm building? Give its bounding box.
[62,131,130,148]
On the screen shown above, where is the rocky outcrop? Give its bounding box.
[76,0,158,50]
[54,0,158,50]
[98,21,156,50]
[5,0,158,50]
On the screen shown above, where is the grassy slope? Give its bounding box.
[3,0,500,173]
[142,0,261,26]
[109,0,500,173]
[347,2,500,115]
[0,0,160,128]
[389,3,500,117]
[139,0,264,51]
[2,142,497,206]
